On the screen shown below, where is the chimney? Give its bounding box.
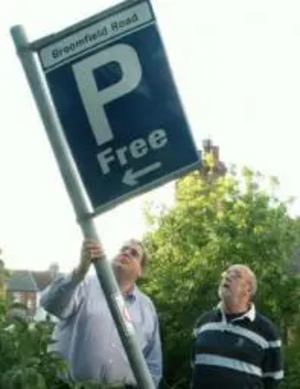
[49,262,59,280]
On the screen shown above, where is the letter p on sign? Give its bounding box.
[73,44,142,146]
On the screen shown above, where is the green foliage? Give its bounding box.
[0,303,124,389]
[142,167,300,388]
[280,325,300,389]
[0,303,66,389]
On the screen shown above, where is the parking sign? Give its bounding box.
[38,0,200,214]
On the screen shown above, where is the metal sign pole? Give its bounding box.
[10,24,155,389]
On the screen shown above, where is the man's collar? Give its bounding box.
[124,284,138,301]
[217,302,256,322]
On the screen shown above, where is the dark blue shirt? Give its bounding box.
[191,304,283,389]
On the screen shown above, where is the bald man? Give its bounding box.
[191,264,283,389]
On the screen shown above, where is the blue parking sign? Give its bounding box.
[38,0,200,214]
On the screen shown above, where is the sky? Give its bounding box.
[1,0,300,272]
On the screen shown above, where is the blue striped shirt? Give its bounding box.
[40,273,162,386]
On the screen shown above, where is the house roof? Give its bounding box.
[31,270,63,291]
[6,265,64,293]
[6,270,39,292]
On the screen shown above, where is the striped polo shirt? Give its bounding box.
[191,304,283,389]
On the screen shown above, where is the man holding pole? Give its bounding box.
[41,239,162,388]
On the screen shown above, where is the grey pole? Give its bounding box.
[10,25,155,389]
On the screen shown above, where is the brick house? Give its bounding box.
[6,270,38,318]
[6,263,62,321]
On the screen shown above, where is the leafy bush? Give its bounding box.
[0,302,131,388]
[0,302,66,388]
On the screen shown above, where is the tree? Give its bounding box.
[142,166,300,388]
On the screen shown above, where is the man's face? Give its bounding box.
[112,240,144,282]
[218,265,252,305]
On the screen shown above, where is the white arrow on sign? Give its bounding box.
[122,162,162,186]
